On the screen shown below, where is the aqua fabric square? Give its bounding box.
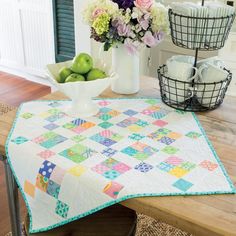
[99,114,112,121]
[11,136,28,145]
[173,179,193,192]
[129,133,145,141]
[102,170,120,180]
[90,134,105,143]
[47,180,60,199]
[55,200,69,218]
[99,107,111,113]
[98,122,113,129]
[121,147,138,156]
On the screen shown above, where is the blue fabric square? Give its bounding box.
[173,179,193,192]
[44,123,59,130]
[100,138,116,147]
[72,118,86,126]
[48,101,61,108]
[157,162,174,172]
[159,136,175,145]
[39,160,56,178]
[102,148,117,157]
[135,162,153,173]
[123,110,138,116]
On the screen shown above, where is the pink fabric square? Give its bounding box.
[128,117,138,123]
[132,142,147,152]
[141,109,154,115]
[199,160,218,171]
[100,130,113,138]
[50,166,66,184]
[72,126,86,134]
[37,150,55,159]
[98,101,111,106]
[32,136,45,144]
[113,163,131,174]
[165,156,183,166]
[153,120,168,127]
[103,181,124,199]
[92,164,110,174]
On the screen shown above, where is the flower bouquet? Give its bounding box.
[84,0,169,53]
[83,0,169,94]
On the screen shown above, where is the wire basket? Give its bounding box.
[157,65,232,111]
[169,9,236,50]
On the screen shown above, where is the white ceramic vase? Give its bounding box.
[111,45,140,94]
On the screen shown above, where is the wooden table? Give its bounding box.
[1,77,236,236]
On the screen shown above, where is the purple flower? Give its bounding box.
[138,17,149,30]
[124,38,140,54]
[142,31,156,47]
[117,23,131,36]
[113,0,135,9]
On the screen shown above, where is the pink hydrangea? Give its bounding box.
[134,0,153,10]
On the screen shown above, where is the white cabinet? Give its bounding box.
[0,0,55,77]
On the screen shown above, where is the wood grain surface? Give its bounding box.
[0,76,235,236]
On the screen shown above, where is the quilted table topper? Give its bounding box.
[6,98,235,233]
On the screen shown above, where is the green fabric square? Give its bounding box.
[180,162,196,171]
[21,113,34,119]
[186,131,202,139]
[145,99,158,105]
[71,135,86,143]
[63,123,77,129]
[162,146,179,155]
[111,133,123,142]
[133,152,149,160]
[55,200,69,218]
[98,122,113,129]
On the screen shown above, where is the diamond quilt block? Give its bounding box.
[186,131,202,139]
[173,179,193,192]
[59,144,97,164]
[103,181,124,199]
[55,200,69,219]
[92,158,131,180]
[63,119,95,134]
[11,136,28,145]
[135,162,153,173]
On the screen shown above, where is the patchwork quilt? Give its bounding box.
[6,98,235,233]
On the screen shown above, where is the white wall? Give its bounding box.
[0,0,55,78]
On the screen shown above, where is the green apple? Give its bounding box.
[65,73,85,83]
[58,66,72,83]
[71,53,93,74]
[87,68,107,81]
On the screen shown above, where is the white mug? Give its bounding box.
[197,63,228,106]
[197,57,225,69]
[164,70,198,103]
[167,55,196,81]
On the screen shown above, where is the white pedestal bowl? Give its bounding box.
[46,60,117,117]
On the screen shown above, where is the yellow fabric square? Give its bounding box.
[81,122,95,129]
[149,105,160,111]
[108,110,120,116]
[169,167,188,178]
[168,132,182,139]
[39,112,50,118]
[68,165,86,177]
[24,180,35,198]
[128,124,142,132]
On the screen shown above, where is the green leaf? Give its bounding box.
[104,42,112,51]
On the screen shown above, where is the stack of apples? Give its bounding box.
[57,53,107,83]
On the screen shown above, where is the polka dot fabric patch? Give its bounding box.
[6,98,235,233]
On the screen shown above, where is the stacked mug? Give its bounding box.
[164,55,229,106]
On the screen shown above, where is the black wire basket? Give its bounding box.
[169,9,236,50]
[157,65,232,111]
